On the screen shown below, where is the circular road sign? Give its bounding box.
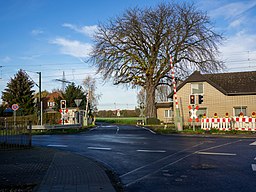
[12,104,19,111]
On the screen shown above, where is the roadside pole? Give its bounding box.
[12,104,19,128]
[170,55,183,131]
[74,99,82,124]
[14,110,16,128]
[188,105,199,131]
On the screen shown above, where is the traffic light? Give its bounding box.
[198,95,204,104]
[190,95,195,105]
[60,100,66,109]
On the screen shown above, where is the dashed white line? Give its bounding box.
[137,149,166,153]
[195,151,236,156]
[252,164,256,171]
[87,147,112,150]
[116,127,120,134]
[47,144,68,148]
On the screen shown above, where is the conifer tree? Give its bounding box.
[2,69,35,115]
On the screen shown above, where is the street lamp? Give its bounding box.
[22,70,42,126]
[36,72,42,126]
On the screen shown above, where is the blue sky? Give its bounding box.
[1,0,256,110]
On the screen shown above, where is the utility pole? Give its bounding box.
[22,70,43,126]
[37,72,42,126]
[55,71,71,92]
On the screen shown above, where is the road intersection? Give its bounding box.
[33,124,256,192]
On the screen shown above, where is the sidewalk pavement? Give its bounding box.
[0,147,117,192]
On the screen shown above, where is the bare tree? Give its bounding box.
[137,88,146,106]
[91,2,223,118]
[82,76,101,112]
[156,85,171,102]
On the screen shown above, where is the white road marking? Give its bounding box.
[195,151,236,156]
[101,125,116,128]
[254,157,256,160]
[139,126,156,134]
[252,164,256,171]
[137,149,166,153]
[87,147,112,150]
[89,127,98,131]
[121,142,204,179]
[47,144,68,148]
[249,141,256,146]
[116,127,120,134]
[122,139,242,187]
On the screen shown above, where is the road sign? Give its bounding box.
[188,105,199,122]
[74,99,82,107]
[117,109,121,117]
[12,104,19,111]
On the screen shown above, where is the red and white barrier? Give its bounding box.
[201,118,232,131]
[201,117,256,131]
[234,117,256,131]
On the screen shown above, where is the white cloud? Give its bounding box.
[62,23,98,38]
[219,31,256,71]
[228,17,244,28]
[210,1,256,19]
[31,29,44,36]
[20,54,42,60]
[220,31,256,53]
[2,56,11,62]
[51,37,92,58]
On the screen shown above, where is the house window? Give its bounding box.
[164,110,173,118]
[48,102,55,108]
[191,83,204,95]
[234,107,247,116]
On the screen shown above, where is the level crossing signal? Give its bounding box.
[189,95,195,105]
[60,100,66,109]
[198,95,204,104]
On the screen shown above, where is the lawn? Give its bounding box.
[96,117,144,125]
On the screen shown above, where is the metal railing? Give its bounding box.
[0,119,32,150]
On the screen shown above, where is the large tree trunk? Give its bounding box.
[145,82,157,118]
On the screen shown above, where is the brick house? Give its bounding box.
[42,91,62,113]
[169,71,256,125]
[156,102,173,123]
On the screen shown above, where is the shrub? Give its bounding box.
[146,118,160,125]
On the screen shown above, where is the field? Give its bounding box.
[96,117,144,125]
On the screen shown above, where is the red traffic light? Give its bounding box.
[60,100,66,109]
[190,95,195,105]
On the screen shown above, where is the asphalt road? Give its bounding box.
[33,124,256,192]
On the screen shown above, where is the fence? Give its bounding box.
[201,117,256,131]
[0,119,32,150]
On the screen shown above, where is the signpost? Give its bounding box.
[188,105,199,131]
[12,104,19,127]
[74,99,82,124]
[117,109,121,117]
[12,104,19,111]
[74,99,82,107]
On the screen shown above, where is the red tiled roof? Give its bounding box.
[45,92,63,102]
